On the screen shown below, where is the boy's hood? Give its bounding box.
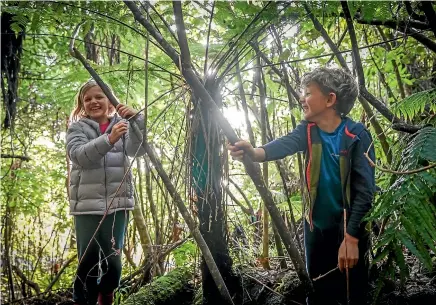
[343,117,366,139]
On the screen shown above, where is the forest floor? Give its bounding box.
[7,251,435,305]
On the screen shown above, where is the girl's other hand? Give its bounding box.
[116,104,137,119]
[108,121,128,144]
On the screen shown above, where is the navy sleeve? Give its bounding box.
[347,130,376,238]
[261,121,307,161]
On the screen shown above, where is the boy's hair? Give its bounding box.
[70,79,115,122]
[301,68,359,116]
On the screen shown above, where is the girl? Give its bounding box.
[67,79,145,305]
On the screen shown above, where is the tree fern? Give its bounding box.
[367,127,436,299]
[393,88,436,121]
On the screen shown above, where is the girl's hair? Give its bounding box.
[301,68,359,116]
[70,79,116,122]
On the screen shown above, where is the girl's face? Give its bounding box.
[82,86,111,123]
[300,82,336,122]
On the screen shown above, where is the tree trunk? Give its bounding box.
[124,1,312,292]
[191,83,239,304]
[257,55,271,270]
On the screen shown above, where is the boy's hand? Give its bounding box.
[108,121,128,144]
[227,140,255,161]
[116,104,137,119]
[338,233,359,272]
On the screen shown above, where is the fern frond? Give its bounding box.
[393,89,436,121]
[369,126,436,283]
[399,126,436,171]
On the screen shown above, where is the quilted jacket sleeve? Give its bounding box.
[66,122,113,168]
[125,114,146,157]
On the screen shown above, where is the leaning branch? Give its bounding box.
[364,153,436,175]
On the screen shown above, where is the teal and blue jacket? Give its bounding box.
[262,117,376,238]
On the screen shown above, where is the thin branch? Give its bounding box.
[404,1,426,22]
[355,19,436,53]
[148,2,179,44]
[225,186,254,216]
[58,1,170,56]
[351,17,430,31]
[20,33,181,79]
[364,152,436,174]
[44,255,75,293]
[12,265,40,294]
[203,1,215,77]
[1,154,30,161]
[419,1,436,37]
[341,1,420,133]
[213,1,273,76]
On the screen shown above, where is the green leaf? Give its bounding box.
[279,49,291,62]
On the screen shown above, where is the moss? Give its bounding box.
[122,268,194,305]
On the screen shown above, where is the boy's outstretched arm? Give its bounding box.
[227,122,307,163]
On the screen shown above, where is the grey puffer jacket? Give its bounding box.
[66,114,146,215]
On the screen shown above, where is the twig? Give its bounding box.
[364,152,436,174]
[244,274,284,298]
[344,208,350,304]
[244,273,304,305]
[312,266,339,281]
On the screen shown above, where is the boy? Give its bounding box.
[228,68,375,305]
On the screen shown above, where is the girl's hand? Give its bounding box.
[116,104,137,119]
[108,121,128,144]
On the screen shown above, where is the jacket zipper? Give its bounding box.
[341,140,358,221]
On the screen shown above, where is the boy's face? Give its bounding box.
[300,82,336,122]
[83,86,111,123]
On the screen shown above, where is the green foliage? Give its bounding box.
[172,240,197,267]
[393,89,436,121]
[368,127,436,292]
